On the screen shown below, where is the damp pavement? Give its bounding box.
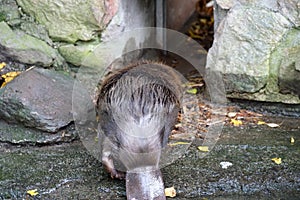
[0,114,299,199]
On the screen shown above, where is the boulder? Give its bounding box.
[207,5,290,93]
[0,0,20,23]
[16,0,118,43]
[215,0,300,27]
[58,41,100,66]
[0,120,77,144]
[0,68,74,132]
[207,1,300,103]
[0,21,66,69]
[272,29,300,97]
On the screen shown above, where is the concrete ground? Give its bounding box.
[0,111,299,199]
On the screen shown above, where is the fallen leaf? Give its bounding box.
[266,123,280,128]
[169,142,190,146]
[227,112,237,118]
[188,83,204,87]
[220,161,233,169]
[174,123,182,128]
[291,137,295,144]
[1,71,21,88]
[0,62,6,70]
[186,88,197,94]
[198,146,209,152]
[230,119,243,126]
[27,189,39,196]
[257,121,266,125]
[271,157,282,165]
[165,186,176,197]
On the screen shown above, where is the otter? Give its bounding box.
[97,61,182,200]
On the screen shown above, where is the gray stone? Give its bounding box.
[214,0,300,34]
[19,21,54,46]
[0,0,20,22]
[0,68,74,132]
[58,41,100,66]
[0,21,66,69]
[16,0,116,43]
[272,29,300,96]
[278,0,300,27]
[207,2,300,103]
[207,5,290,93]
[0,120,77,144]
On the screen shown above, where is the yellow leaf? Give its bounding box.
[271,157,282,165]
[169,142,190,146]
[165,186,176,197]
[0,62,6,70]
[2,71,21,78]
[291,137,295,144]
[1,71,21,88]
[198,146,209,152]
[257,121,266,125]
[27,189,39,196]
[186,88,197,94]
[230,119,243,126]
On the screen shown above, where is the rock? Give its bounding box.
[0,120,78,144]
[0,0,20,23]
[0,67,74,132]
[0,21,66,69]
[215,0,300,35]
[272,29,300,97]
[58,41,100,66]
[277,0,300,27]
[19,21,54,47]
[207,5,290,93]
[207,2,300,103]
[16,0,117,43]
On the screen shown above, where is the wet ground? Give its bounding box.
[1,113,299,199]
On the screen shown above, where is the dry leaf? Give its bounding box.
[257,121,266,125]
[27,189,39,196]
[0,62,6,70]
[186,88,197,94]
[1,71,21,88]
[271,157,282,165]
[165,186,176,197]
[227,112,237,118]
[231,119,243,126]
[169,142,190,146]
[198,146,209,152]
[266,123,280,128]
[174,123,182,128]
[291,137,295,144]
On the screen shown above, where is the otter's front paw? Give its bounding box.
[110,169,125,180]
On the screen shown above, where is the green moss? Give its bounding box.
[0,12,6,21]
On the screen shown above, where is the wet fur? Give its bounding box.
[97,61,182,178]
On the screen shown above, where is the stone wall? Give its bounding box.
[1,0,299,104]
[0,0,155,70]
[0,0,155,144]
[207,0,300,103]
